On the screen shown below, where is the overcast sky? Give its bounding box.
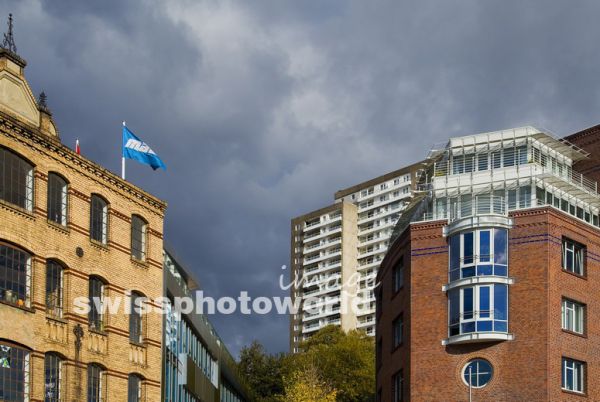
[3,0,600,356]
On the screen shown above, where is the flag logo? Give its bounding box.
[122,125,166,171]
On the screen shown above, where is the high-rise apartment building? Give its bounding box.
[376,125,600,401]
[290,162,423,351]
[0,44,166,401]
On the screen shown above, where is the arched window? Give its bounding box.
[90,195,108,244]
[0,341,30,401]
[127,374,143,402]
[87,363,106,402]
[46,260,64,318]
[47,173,68,225]
[44,353,62,402]
[0,147,33,211]
[129,292,145,343]
[131,215,147,261]
[0,242,31,308]
[88,276,106,331]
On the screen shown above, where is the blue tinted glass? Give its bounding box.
[462,322,475,333]
[450,235,460,270]
[494,284,508,320]
[450,269,460,282]
[494,321,507,332]
[449,290,460,325]
[480,231,491,261]
[494,229,507,264]
[449,324,460,336]
[464,232,474,264]
[463,288,473,317]
[494,265,507,276]
[477,320,492,331]
[462,267,475,278]
[479,287,490,317]
[478,265,493,276]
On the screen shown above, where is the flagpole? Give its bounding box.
[122,121,126,180]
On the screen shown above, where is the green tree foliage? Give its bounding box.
[277,363,337,402]
[239,326,375,402]
[238,340,285,401]
[291,326,375,402]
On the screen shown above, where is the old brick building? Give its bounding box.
[0,42,166,401]
[376,126,600,401]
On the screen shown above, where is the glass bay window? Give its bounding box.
[449,228,508,282]
[449,284,508,336]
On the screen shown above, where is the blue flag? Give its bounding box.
[122,126,166,171]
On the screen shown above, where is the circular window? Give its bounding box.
[462,359,493,388]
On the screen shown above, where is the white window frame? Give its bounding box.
[561,299,584,334]
[562,358,585,393]
[459,285,495,327]
[562,239,584,276]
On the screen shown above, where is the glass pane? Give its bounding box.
[449,290,460,325]
[479,287,490,317]
[450,235,460,270]
[479,231,491,262]
[494,229,508,265]
[493,284,508,320]
[463,232,474,264]
[463,288,473,319]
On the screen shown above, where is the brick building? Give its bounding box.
[0,42,166,401]
[376,126,600,401]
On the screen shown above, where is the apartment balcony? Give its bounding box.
[357,317,375,328]
[303,260,342,276]
[303,237,342,254]
[358,256,383,270]
[302,307,341,322]
[302,295,340,311]
[302,249,342,266]
[358,220,396,236]
[303,272,341,289]
[303,214,342,232]
[358,245,387,259]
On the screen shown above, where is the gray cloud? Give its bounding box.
[2,0,600,355]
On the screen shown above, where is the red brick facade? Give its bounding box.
[376,207,600,401]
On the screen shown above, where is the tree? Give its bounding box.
[290,326,375,402]
[238,340,285,401]
[278,363,337,402]
[239,326,375,402]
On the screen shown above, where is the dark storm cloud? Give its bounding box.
[2,0,600,355]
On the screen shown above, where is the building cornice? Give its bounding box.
[0,111,167,215]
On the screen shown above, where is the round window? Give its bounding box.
[462,359,493,388]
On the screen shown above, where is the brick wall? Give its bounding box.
[377,207,600,401]
[0,112,165,402]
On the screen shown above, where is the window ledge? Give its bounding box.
[0,299,33,312]
[130,340,147,348]
[442,332,513,346]
[47,219,69,233]
[45,314,67,324]
[0,199,34,219]
[443,276,515,292]
[131,258,148,268]
[561,389,587,398]
[90,239,109,251]
[561,269,587,280]
[562,329,587,339]
[88,327,108,336]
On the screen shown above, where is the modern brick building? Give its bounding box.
[0,37,166,400]
[290,163,423,351]
[376,126,600,401]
